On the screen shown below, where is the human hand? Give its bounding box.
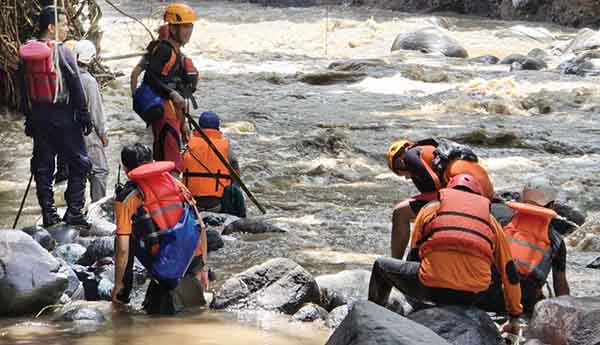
[199,270,209,291]
[501,317,521,336]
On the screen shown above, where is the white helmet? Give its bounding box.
[73,40,96,64]
[522,177,557,207]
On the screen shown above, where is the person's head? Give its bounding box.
[164,3,197,46]
[38,6,68,42]
[73,40,96,65]
[522,177,557,207]
[447,174,483,195]
[121,143,153,171]
[387,140,413,177]
[198,111,220,130]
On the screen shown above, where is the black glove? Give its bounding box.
[78,110,93,136]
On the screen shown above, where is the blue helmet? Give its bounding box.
[198,111,220,129]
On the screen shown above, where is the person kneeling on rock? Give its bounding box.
[112,143,209,314]
[368,174,522,334]
[181,111,246,217]
[482,177,570,314]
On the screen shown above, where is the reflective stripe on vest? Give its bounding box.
[181,129,232,198]
[420,188,495,262]
[505,202,556,280]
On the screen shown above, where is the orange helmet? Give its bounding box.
[447,174,483,195]
[387,140,413,174]
[164,3,197,24]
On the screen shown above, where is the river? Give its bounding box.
[1,0,600,344]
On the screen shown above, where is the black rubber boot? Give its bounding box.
[35,166,61,228]
[54,156,69,185]
[63,172,91,228]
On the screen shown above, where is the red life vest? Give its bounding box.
[419,188,495,262]
[128,161,185,231]
[19,40,58,103]
[181,129,232,198]
[505,202,556,284]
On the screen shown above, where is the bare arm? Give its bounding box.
[112,235,130,304]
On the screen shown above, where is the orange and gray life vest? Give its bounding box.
[181,129,232,198]
[505,202,557,284]
[128,161,186,231]
[419,188,495,263]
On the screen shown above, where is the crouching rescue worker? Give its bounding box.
[19,6,92,227]
[484,177,570,313]
[181,112,246,217]
[386,139,494,259]
[368,174,522,334]
[132,3,199,171]
[112,144,209,314]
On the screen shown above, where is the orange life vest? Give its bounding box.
[505,202,556,284]
[128,161,185,231]
[419,188,495,262]
[19,40,59,104]
[182,129,232,198]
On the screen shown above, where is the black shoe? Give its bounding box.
[42,211,62,228]
[63,210,91,228]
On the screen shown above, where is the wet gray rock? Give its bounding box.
[21,225,56,251]
[328,58,388,72]
[207,229,224,252]
[53,301,111,323]
[326,304,349,329]
[496,25,554,43]
[298,129,352,156]
[391,27,468,58]
[292,303,329,322]
[529,296,600,345]
[564,29,600,54]
[72,264,100,301]
[76,237,114,266]
[560,50,600,77]
[0,229,68,316]
[54,244,87,265]
[222,218,287,235]
[528,48,549,61]
[452,129,523,148]
[386,288,413,316]
[553,201,586,226]
[297,70,367,85]
[316,269,370,311]
[57,260,84,299]
[468,55,499,64]
[83,196,116,237]
[93,260,115,301]
[403,65,449,83]
[47,225,80,245]
[586,256,600,269]
[409,306,503,345]
[500,54,547,70]
[326,301,452,345]
[211,258,320,314]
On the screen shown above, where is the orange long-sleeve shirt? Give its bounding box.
[411,201,522,317]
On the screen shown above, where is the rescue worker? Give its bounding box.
[387,139,494,259]
[181,112,246,217]
[72,40,109,202]
[484,177,570,313]
[368,174,522,334]
[112,143,209,314]
[130,24,170,96]
[19,6,92,227]
[139,3,199,171]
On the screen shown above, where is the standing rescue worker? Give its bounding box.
[181,112,246,217]
[72,40,109,202]
[112,144,209,314]
[19,6,92,227]
[139,3,199,171]
[386,139,494,259]
[484,177,570,313]
[368,174,522,334]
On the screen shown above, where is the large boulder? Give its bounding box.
[529,296,600,345]
[21,226,56,251]
[222,218,287,235]
[409,306,504,345]
[211,258,320,314]
[0,229,68,316]
[316,269,371,311]
[391,27,468,58]
[325,301,452,345]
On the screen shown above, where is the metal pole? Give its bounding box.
[13,173,33,229]
[184,112,267,215]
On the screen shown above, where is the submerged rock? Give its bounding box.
[325,301,451,345]
[328,58,389,72]
[391,27,468,58]
[297,70,367,85]
[529,296,600,345]
[500,54,547,70]
[451,129,523,147]
[0,229,68,316]
[292,303,329,322]
[409,306,503,345]
[211,258,320,314]
[222,218,287,235]
[468,55,499,64]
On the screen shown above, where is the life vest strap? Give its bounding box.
[507,236,551,255]
[435,211,492,228]
[418,226,494,250]
[149,202,184,218]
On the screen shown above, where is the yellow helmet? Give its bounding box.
[164,3,197,24]
[387,140,413,173]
